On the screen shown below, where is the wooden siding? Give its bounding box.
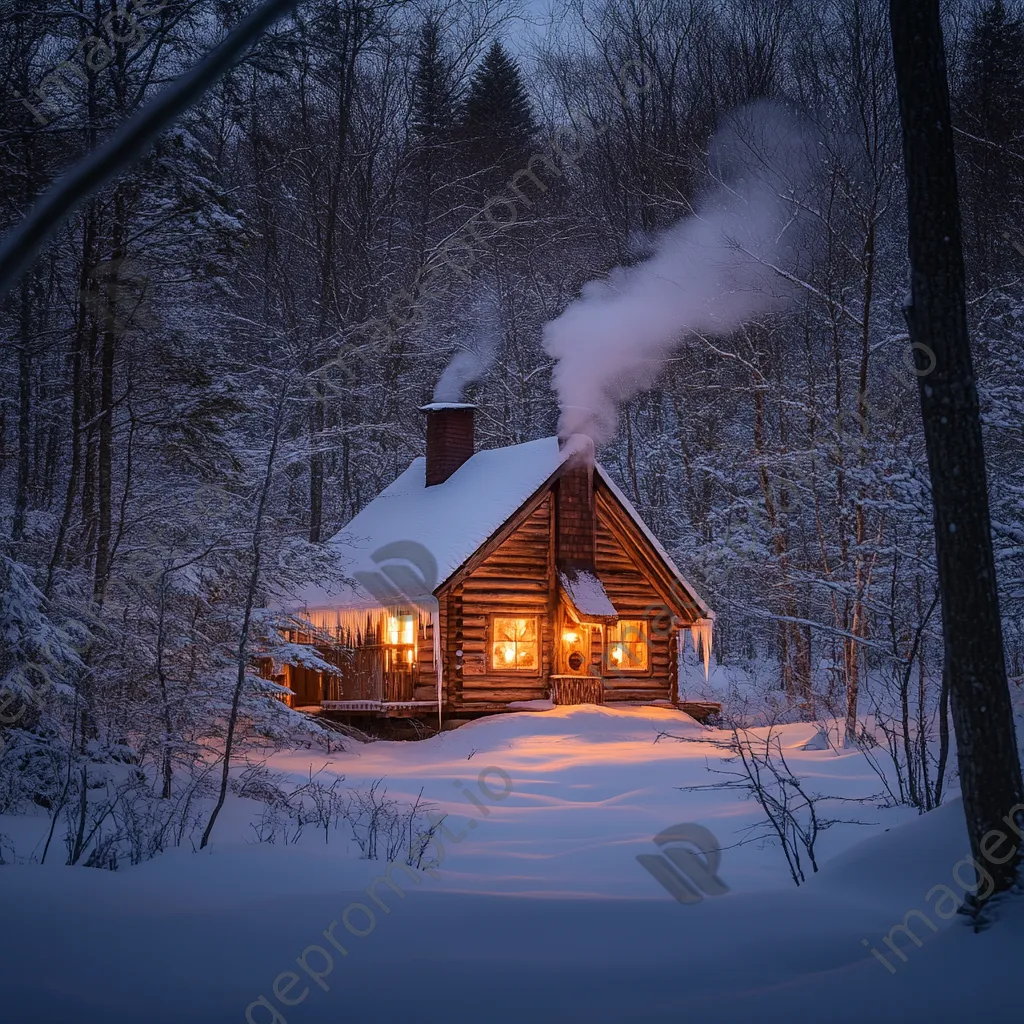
[593,481,681,703]
[438,474,696,710]
[414,609,439,703]
[441,495,554,706]
[303,457,710,718]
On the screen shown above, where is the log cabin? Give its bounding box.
[274,403,718,725]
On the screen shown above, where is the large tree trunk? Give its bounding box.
[889,0,1024,905]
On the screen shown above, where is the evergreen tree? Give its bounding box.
[411,15,456,143]
[955,0,1024,287]
[461,41,537,145]
[407,15,460,263]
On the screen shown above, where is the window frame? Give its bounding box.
[605,618,651,675]
[489,613,542,674]
[384,612,417,668]
[385,613,416,648]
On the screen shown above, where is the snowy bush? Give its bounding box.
[231,761,441,867]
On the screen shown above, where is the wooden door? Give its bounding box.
[558,622,591,675]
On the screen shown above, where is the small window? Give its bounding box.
[386,614,415,647]
[491,616,539,671]
[607,619,649,673]
[385,614,416,667]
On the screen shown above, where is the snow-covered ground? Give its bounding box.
[1,705,1021,1023]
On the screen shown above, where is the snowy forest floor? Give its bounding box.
[2,704,1022,1022]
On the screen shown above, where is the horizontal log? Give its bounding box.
[455,689,548,704]
[604,689,673,702]
[462,577,548,590]
[461,673,544,688]
[465,565,548,579]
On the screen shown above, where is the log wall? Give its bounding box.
[318,467,703,715]
[593,484,676,703]
[440,494,555,707]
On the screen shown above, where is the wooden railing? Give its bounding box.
[323,646,415,704]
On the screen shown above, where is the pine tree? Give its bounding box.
[411,15,456,143]
[955,0,1024,288]
[407,15,460,263]
[461,41,537,145]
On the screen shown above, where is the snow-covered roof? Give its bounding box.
[559,568,618,622]
[283,434,713,620]
[285,437,575,611]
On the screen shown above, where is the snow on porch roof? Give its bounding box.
[282,434,714,620]
[559,568,618,622]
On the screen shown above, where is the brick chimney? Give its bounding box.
[421,403,475,486]
[556,435,596,568]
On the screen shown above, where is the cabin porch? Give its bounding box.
[272,610,720,724]
[273,629,720,723]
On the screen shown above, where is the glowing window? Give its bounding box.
[491,616,539,671]
[387,614,415,647]
[607,620,649,672]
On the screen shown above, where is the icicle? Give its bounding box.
[431,601,442,730]
[700,618,712,680]
[687,618,713,680]
[298,604,432,649]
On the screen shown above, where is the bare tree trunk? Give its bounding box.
[935,662,951,806]
[890,0,1024,904]
[12,276,31,542]
[308,383,325,542]
[200,381,288,849]
[155,565,174,799]
[47,212,97,592]
[93,200,126,605]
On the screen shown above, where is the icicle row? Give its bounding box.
[300,604,430,650]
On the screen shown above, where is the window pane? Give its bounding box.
[387,614,415,646]
[607,620,648,672]
[492,617,539,670]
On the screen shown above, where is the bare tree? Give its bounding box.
[200,377,288,850]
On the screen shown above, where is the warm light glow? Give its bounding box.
[492,616,539,670]
[387,614,415,647]
[562,630,579,644]
[607,619,649,671]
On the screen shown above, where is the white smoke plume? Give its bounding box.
[432,286,502,404]
[543,101,819,443]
